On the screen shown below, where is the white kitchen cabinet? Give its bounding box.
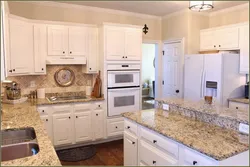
[74,111,92,143]
[107,117,124,137]
[125,28,142,60]
[8,18,33,75]
[33,24,46,74]
[40,115,53,143]
[200,30,216,51]
[53,113,72,146]
[92,109,104,140]
[124,131,138,166]
[85,27,99,73]
[239,24,249,74]
[229,101,249,111]
[47,25,68,56]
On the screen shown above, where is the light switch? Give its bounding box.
[239,123,249,134]
[163,104,169,111]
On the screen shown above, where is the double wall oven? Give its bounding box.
[107,64,140,117]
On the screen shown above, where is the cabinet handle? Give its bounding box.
[46,119,48,122]
[193,161,197,165]
[122,56,125,58]
[132,141,135,144]
[98,105,100,107]
[236,107,239,109]
[219,45,221,47]
[115,126,118,129]
[96,113,98,116]
[127,126,130,129]
[42,68,44,71]
[13,69,15,72]
[125,56,127,58]
[153,160,156,164]
[42,110,44,113]
[214,45,216,48]
[9,70,12,72]
[153,140,157,143]
[76,116,78,118]
[63,51,65,54]
[69,116,71,119]
[70,51,72,54]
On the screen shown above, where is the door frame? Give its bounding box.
[142,39,162,99]
[163,38,185,98]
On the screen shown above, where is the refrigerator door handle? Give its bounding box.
[200,70,204,98]
[202,71,206,97]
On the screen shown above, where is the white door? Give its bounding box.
[200,30,216,51]
[125,28,142,61]
[34,24,46,74]
[239,24,249,74]
[87,27,98,73]
[105,27,125,60]
[9,18,33,74]
[124,131,138,166]
[92,110,104,140]
[53,113,72,146]
[216,27,239,49]
[68,26,88,56]
[163,42,182,98]
[47,25,68,56]
[74,111,92,143]
[40,115,53,143]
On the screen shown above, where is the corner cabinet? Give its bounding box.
[103,24,142,61]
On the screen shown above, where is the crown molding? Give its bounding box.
[209,3,249,17]
[26,1,161,20]
[162,8,209,20]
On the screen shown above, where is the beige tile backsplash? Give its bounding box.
[5,65,95,95]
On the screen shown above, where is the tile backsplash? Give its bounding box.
[5,65,94,95]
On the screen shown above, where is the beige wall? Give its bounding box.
[8,1,161,40]
[209,7,249,28]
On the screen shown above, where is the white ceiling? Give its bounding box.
[59,1,249,16]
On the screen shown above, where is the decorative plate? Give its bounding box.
[54,68,75,87]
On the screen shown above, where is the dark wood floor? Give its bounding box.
[60,139,124,166]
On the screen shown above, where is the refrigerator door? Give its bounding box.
[184,54,204,102]
[203,53,222,104]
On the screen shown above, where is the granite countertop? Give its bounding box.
[228,97,249,104]
[1,102,61,166]
[122,109,249,161]
[156,98,249,125]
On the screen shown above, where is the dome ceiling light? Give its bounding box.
[189,1,214,12]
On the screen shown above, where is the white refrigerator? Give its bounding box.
[184,52,245,106]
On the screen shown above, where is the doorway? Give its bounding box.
[141,43,158,110]
[163,40,184,98]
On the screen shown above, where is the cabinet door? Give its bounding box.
[47,25,68,56]
[53,113,72,146]
[9,18,33,74]
[87,27,98,73]
[217,27,239,49]
[68,26,88,56]
[92,110,104,140]
[239,24,249,74]
[200,30,216,51]
[125,28,141,60]
[34,24,46,74]
[40,115,53,143]
[74,111,92,143]
[106,27,125,60]
[124,131,138,166]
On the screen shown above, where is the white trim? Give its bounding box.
[26,1,161,20]
[102,22,143,29]
[209,3,249,17]
[162,9,209,20]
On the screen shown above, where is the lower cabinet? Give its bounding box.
[124,131,138,166]
[40,115,53,143]
[229,101,249,111]
[92,110,104,140]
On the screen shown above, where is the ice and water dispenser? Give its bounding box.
[205,81,218,97]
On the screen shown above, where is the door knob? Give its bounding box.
[176,90,179,93]
[153,160,156,164]
[193,161,197,165]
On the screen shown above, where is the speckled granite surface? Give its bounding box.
[1,102,61,166]
[228,97,249,104]
[155,98,249,131]
[122,109,249,161]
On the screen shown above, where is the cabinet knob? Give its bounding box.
[219,45,221,47]
[236,107,239,109]
[46,119,48,122]
[176,90,179,93]
[13,69,15,72]
[132,141,135,144]
[193,161,197,165]
[214,45,216,47]
[98,105,100,107]
[42,68,44,71]
[42,110,44,113]
[153,160,156,164]
[127,126,130,129]
[9,70,12,72]
[69,116,71,119]
[153,140,157,143]
[70,51,72,54]
[122,56,125,58]
[125,56,127,58]
[90,68,92,70]
[76,116,78,118]
[115,126,118,129]
[63,51,65,54]
[96,113,98,116]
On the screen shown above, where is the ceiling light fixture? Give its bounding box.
[189,1,214,12]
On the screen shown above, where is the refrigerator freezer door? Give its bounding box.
[184,54,204,102]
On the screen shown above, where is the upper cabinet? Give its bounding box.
[239,24,249,74]
[103,24,142,61]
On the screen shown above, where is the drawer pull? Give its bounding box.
[132,141,135,145]
[98,105,101,107]
[193,161,197,165]
[76,116,78,118]
[236,107,239,109]
[42,110,44,113]
[96,113,98,116]
[126,126,130,129]
[115,126,118,129]
[46,119,48,122]
[153,140,157,144]
[153,160,156,164]
[69,116,71,119]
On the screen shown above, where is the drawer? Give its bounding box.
[124,118,138,136]
[37,106,50,116]
[107,118,124,137]
[229,101,249,111]
[74,103,92,112]
[93,102,104,110]
[183,147,216,166]
[139,140,178,166]
[140,126,178,159]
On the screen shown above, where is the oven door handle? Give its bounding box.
[108,87,140,92]
[108,71,140,74]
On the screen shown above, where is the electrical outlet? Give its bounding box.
[162,104,169,111]
[30,81,36,88]
[239,123,249,134]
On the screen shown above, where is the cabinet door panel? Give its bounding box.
[92,110,104,140]
[53,113,72,146]
[106,27,125,60]
[34,24,46,74]
[68,26,88,56]
[124,131,138,166]
[200,30,216,51]
[47,25,67,56]
[75,111,92,143]
[217,27,239,49]
[239,25,249,74]
[9,18,33,74]
[87,27,98,73]
[125,28,141,60]
[40,116,53,143]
